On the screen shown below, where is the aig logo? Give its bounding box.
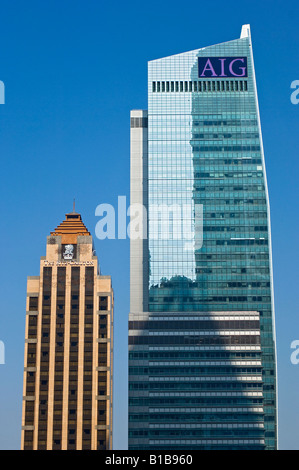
[198,57,248,78]
[0,80,4,104]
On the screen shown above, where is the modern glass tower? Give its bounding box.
[129,25,277,450]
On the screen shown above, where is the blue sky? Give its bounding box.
[0,0,298,450]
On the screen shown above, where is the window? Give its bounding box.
[130,117,148,128]
[99,296,108,311]
[29,296,38,310]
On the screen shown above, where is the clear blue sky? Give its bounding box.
[0,0,298,450]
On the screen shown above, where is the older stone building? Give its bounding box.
[21,211,113,450]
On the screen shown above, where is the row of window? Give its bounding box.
[28,295,108,312]
[151,282,269,291]
[129,412,264,422]
[130,428,264,437]
[129,383,263,392]
[129,335,260,346]
[129,320,259,331]
[191,144,260,152]
[149,295,269,303]
[152,80,248,93]
[130,351,261,359]
[129,396,263,405]
[132,444,265,450]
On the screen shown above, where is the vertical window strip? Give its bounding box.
[82,266,94,450]
[52,267,66,450]
[37,267,52,450]
[67,267,80,450]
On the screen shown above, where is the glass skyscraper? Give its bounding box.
[129,25,277,450]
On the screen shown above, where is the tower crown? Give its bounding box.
[51,212,90,244]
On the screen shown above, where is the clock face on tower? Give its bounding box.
[62,244,77,260]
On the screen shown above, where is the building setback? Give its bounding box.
[21,211,113,450]
[129,25,277,450]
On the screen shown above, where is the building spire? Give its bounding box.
[240,24,251,39]
[73,198,75,213]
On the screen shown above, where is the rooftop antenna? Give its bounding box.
[73,198,75,213]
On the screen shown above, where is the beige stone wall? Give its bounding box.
[21,229,113,450]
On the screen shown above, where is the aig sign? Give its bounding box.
[198,57,248,78]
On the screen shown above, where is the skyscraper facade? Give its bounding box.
[129,25,277,450]
[21,211,113,450]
